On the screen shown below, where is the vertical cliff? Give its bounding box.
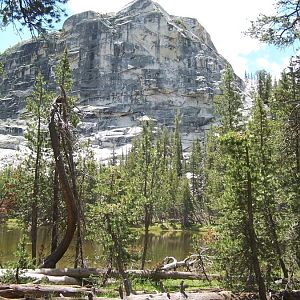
[0,0,239,159]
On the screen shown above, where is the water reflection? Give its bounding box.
[0,226,193,268]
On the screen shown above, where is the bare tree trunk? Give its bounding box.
[31,97,43,262]
[141,205,150,270]
[31,200,38,262]
[41,108,77,268]
[51,167,59,257]
[141,153,157,270]
[74,226,84,268]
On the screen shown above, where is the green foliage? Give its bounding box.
[87,165,139,271]
[272,62,300,270]
[86,117,197,271]
[189,139,206,222]
[247,0,300,46]
[173,110,183,177]
[24,72,53,153]
[0,165,15,216]
[211,131,254,287]
[55,48,79,127]
[178,177,193,228]
[76,140,98,206]
[0,233,33,284]
[213,64,244,133]
[14,234,34,270]
[0,0,68,34]
[207,68,300,292]
[55,48,73,92]
[7,162,53,225]
[16,72,54,257]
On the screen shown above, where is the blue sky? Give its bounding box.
[1,0,298,79]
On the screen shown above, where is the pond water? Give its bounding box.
[0,226,195,268]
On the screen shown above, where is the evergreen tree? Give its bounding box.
[273,65,300,268]
[205,64,244,221]
[87,165,138,295]
[179,177,193,229]
[173,110,183,177]
[207,68,269,298]
[189,139,205,223]
[24,72,53,262]
[214,132,267,299]
[130,124,159,269]
[213,64,244,133]
[249,71,289,278]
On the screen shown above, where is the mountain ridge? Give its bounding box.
[0,0,240,164]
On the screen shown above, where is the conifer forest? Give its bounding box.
[0,0,299,299]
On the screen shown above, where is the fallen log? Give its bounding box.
[31,274,79,285]
[127,291,230,300]
[0,284,95,298]
[0,269,79,285]
[0,284,299,300]
[0,287,236,300]
[0,268,220,281]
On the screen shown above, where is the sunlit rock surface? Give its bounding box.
[0,0,240,165]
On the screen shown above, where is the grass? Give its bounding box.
[91,277,221,298]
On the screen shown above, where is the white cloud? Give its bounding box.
[66,0,288,78]
[256,56,290,79]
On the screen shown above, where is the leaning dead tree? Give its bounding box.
[41,88,78,268]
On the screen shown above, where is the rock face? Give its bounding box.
[0,0,235,160]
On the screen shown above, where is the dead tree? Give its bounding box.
[41,89,78,268]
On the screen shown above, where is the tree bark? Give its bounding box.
[0,284,94,298]
[41,108,77,268]
[51,166,59,257]
[158,255,205,271]
[0,268,221,281]
[141,204,150,270]
[31,92,42,262]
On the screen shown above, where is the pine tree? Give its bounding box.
[189,139,205,223]
[215,132,267,299]
[179,177,193,229]
[273,64,300,269]
[24,72,53,262]
[173,110,183,177]
[248,71,289,279]
[87,165,138,295]
[214,64,243,133]
[207,67,268,298]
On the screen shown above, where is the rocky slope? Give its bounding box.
[0,0,238,164]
